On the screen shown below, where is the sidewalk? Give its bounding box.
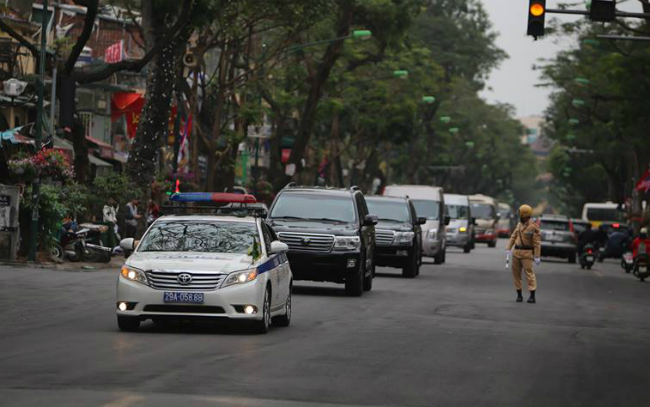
[0,256,123,272]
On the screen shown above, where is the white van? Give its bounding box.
[469,194,498,248]
[581,202,622,228]
[383,185,449,264]
[444,194,474,253]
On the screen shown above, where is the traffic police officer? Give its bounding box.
[505,204,541,303]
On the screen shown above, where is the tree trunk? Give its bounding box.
[126,4,190,183]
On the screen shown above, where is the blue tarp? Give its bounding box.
[0,126,24,147]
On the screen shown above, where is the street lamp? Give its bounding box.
[572,99,586,107]
[288,29,373,52]
[574,77,590,85]
[449,127,459,134]
[422,96,436,104]
[440,116,451,123]
[568,118,580,125]
[3,78,27,98]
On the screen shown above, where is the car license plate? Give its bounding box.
[396,250,408,256]
[163,292,204,304]
[585,256,594,262]
[640,266,648,273]
[547,234,562,242]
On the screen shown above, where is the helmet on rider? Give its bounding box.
[641,227,648,239]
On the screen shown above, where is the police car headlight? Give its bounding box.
[459,227,467,233]
[333,236,361,251]
[222,268,258,288]
[120,266,148,285]
[394,232,415,244]
[427,230,437,240]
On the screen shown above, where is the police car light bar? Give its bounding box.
[170,192,257,204]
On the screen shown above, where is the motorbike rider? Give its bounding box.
[631,227,650,259]
[505,204,541,304]
[577,223,597,255]
[600,226,629,261]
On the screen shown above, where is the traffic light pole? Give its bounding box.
[545,8,650,19]
[28,0,48,262]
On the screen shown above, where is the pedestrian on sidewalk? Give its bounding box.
[125,199,142,239]
[505,204,541,303]
[103,197,119,247]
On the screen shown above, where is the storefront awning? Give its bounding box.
[88,154,113,167]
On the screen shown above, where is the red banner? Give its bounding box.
[636,169,650,193]
[104,40,124,63]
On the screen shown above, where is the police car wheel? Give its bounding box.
[273,289,291,327]
[117,316,140,332]
[253,287,272,334]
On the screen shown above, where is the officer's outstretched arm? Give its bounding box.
[505,226,517,251]
[533,225,541,259]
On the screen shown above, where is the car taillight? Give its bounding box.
[587,249,593,254]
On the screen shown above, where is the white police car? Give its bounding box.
[116,193,292,334]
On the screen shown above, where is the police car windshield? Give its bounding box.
[412,200,439,220]
[366,199,410,222]
[471,203,495,219]
[138,221,257,254]
[270,193,356,223]
[446,205,469,220]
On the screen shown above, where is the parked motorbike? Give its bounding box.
[632,253,650,282]
[52,226,112,263]
[621,251,634,274]
[579,244,596,270]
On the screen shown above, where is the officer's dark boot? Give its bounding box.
[527,290,536,304]
[516,290,523,302]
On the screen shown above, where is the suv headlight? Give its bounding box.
[120,266,148,286]
[222,268,258,288]
[394,231,415,244]
[427,229,437,240]
[333,236,361,251]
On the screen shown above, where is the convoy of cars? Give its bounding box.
[122,186,613,334]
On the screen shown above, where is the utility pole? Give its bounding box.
[28,0,48,262]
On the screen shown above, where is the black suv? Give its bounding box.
[539,214,577,263]
[266,185,377,296]
[365,196,425,278]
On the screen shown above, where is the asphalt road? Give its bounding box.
[1,240,650,407]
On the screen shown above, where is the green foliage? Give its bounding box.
[91,173,144,209]
[540,19,650,213]
[21,185,68,250]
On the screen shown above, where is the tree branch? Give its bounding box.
[72,0,194,84]
[0,19,39,58]
[63,0,99,76]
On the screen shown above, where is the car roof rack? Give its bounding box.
[161,192,265,218]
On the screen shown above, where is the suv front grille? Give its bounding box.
[375,229,395,245]
[278,232,334,252]
[146,271,225,290]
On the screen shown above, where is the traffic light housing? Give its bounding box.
[590,0,616,22]
[527,0,546,39]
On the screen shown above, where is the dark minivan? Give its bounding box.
[267,185,376,296]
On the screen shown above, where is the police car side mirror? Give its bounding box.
[120,238,135,251]
[471,217,477,225]
[444,215,451,226]
[417,217,427,225]
[270,241,289,254]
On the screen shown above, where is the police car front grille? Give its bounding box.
[146,271,225,290]
[375,230,395,245]
[277,232,334,252]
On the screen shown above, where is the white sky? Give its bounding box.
[481,0,642,118]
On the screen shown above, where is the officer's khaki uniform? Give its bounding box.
[505,220,541,291]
